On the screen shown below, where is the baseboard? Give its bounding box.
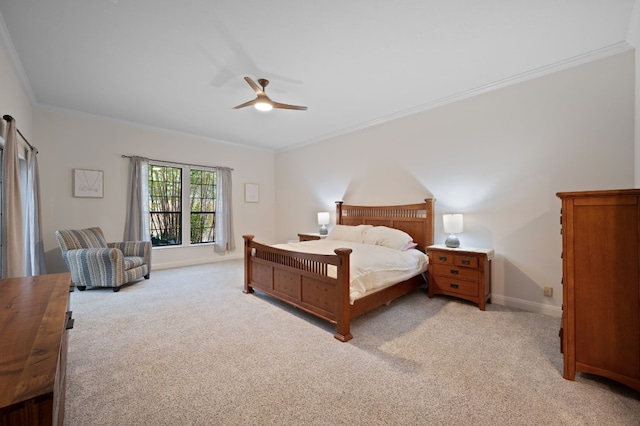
[491,294,562,318]
[153,253,244,271]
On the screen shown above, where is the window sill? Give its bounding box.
[152,242,216,250]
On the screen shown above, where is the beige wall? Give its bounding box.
[0,34,32,139]
[275,51,635,316]
[631,1,640,185]
[34,107,276,272]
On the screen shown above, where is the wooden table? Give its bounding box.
[297,232,326,241]
[0,273,72,426]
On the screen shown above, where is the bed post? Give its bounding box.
[425,198,435,247]
[334,247,353,342]
[335,201,344,225]
[242,235,255,294]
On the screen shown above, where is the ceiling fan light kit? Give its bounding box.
[254,101,273,112]
[234,77,307,112]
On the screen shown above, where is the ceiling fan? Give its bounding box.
[233,77,307,111]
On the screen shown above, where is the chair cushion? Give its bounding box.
[123,256,145,270]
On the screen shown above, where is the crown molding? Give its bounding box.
[283,41,633,152]
[36,103,273,153]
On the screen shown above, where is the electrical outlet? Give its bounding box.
[544,287,553,297]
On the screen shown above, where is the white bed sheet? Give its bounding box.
[272,239,428,304]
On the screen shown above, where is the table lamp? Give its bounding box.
[443,213,463,248]
[318,212,330,235]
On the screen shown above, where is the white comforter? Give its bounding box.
[272,239,428,304]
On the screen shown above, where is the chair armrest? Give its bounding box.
[108,241,150,257]
[108,241,151,266]
[62,248,125,287]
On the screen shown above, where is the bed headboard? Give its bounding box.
[335,198,435,251]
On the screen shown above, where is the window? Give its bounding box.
[148,163,216,247]
[190,169,216,244]
[149,164,182,246]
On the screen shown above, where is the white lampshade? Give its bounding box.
[443,214,463,234]
[317,212,330,225]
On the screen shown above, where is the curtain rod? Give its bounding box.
[121,155,233,171]
[2,115,38,153]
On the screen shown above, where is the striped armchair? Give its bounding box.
[55,227,151,292]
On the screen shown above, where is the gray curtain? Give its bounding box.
[25,148,46,275]
[124,156,150,241]
[1,118,25,278]
[214,167,235,253]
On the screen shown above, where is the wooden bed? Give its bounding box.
[242,198,435,342]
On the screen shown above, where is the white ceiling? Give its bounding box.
[0,1,637,151]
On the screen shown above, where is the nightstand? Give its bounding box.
[426,244,494,310]
[298,232,326,242]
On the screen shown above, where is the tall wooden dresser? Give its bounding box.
[557,189,640,392]
[0,273,73,426]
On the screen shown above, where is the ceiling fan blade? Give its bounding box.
[232,98,258,109]
[271,101,308,111]
[244,77,264,95]
[235,77,307,111]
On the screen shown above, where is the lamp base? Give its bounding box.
[319,225,328,235]
[445,234,460,248]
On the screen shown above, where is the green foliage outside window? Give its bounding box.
[149,165,182,246]
[190,169,216,244]
[148,164,216,247]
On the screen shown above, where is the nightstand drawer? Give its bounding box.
[429,252,479,269]
[430,252,454,265]
[431,276,478,298]
[454,255,478,269]
[432,264,478,282]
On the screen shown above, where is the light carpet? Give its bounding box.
[64,259,640,425]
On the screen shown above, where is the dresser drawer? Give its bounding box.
[431,276,479,298]
[432,263,478,282]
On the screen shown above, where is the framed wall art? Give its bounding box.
[74,169,104,198]
[244,183,259,203]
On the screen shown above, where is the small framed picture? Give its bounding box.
[244,183,259,203]
[74,169,104,198]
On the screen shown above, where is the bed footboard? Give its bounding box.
[243,235,354,341]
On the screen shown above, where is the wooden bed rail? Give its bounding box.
[242,235,354,341]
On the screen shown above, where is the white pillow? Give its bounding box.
[326,224,372,242]
[362,226,413,251]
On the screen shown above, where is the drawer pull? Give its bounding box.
[65,311,74,330]
[449,283,459,289]
[450,269,459,275]
[438,256,448,261]
[461,259,471,265]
